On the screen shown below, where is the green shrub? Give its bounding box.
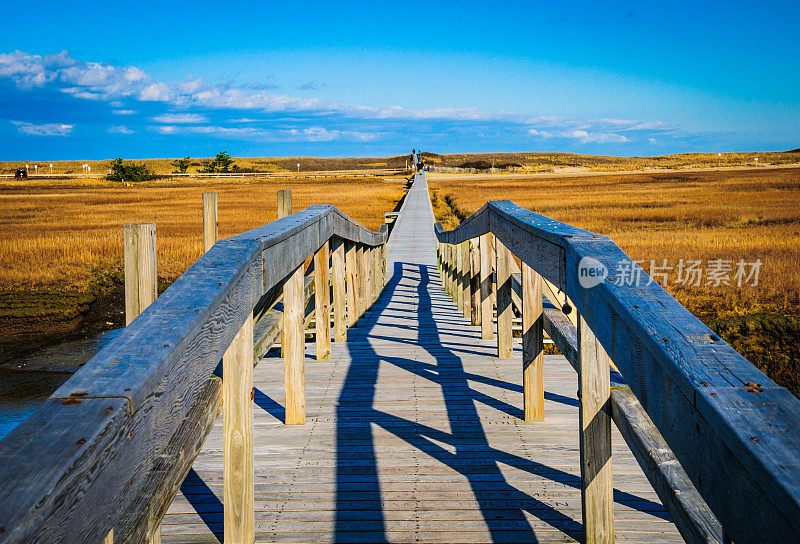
[107,158,155,182]
[171,156,192,174]
[199,151,236,173]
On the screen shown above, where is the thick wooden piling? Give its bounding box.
[123,223,157,325]
[202,192,218,253]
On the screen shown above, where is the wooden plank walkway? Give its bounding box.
[162,173,683,543]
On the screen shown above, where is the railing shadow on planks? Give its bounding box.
[434,200,800,544]
[0,192,389,544]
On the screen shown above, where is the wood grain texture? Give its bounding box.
[344,241,358,328]
[202,192,218,253]
[223,315,254,544]
[469,238,481,326]
[522,263,544,423]
[496,238,513,359]
[314,241,331,360]
[124,223,157,326]
[284,265,306,425]
[578,314,614,544]
[457,242,466,314]
[276,189,291,219]
[479,233,494,340]
[331,237,347,342]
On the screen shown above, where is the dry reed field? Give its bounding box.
[0,175,405,362]
[431,167,800,395]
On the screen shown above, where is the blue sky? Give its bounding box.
[1,0,798,159]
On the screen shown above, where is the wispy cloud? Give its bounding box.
[558,129,629,144]
[108,125,134,134]
[151,113,208,124]
[11,120,73,136]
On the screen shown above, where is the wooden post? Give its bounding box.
[284,264,305,425]
[278,189,291,357]
[314,241,331,360]
[345,241,358,327]
[479,233,494,340]
[469,238,481,326]
[277,189,292,219]
[123,223,163,543]
[331,237,347,342]
[578,314,614,543]
[522,262,544,422]
[223,314,254,544]
[124,223,157,326]
[103,529,113,543]
[496,238,513,358]
[202,192,218,253]
[460,241,470,319]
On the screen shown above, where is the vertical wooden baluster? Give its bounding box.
[314,241,331,360]
[357,244,367,317]
[284,264,306,425]
[469,238,481,326]
[460,241,470,318]
[278,189,291,357]
[443,244,450,296]
[578,313,614,543]
[479,233,494,339]
[331,237,347,342]
[373,245,381,303]
[223,314,254,543]
[123,223,157,325]
[522,262,544,422]
[450,244,458,300]
[365,246,374,308]
[345,241,358,327]
[103,529,114,543]
[381,244,388,289]
[495,238,513,358]
[202,191,218,253]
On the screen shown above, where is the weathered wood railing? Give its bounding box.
[0,198,388,544]
[435,201,800,544]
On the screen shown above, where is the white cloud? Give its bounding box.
[11,120,73,136]
[112,109,136,115]
[149,123,378,143]
[108,125,134,134]
[559,129,629,144]
[152,113,208,124]
[528,128,553,138]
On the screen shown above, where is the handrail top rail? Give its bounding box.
[435,198,800,528]
[49,204,386,412]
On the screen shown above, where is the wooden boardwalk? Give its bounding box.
[162,173,682,543]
